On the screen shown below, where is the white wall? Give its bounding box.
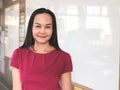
[26,0,120,90]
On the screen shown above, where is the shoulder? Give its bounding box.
[11,47,29,60]
[57,49,71,58]
[58,50,73,73]
[12,47,27,55]
[13,47,23,52]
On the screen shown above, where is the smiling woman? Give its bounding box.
[10,8,73,90]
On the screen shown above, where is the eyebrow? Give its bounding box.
[35,23,52,25]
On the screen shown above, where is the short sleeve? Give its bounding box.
[10,48,21,69]
[61,53,73,74]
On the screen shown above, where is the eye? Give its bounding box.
[46,25,52,29]
[35,25,41,28]
[46,26,51,28]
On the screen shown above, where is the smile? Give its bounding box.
[38,36,47,38]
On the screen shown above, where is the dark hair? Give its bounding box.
[21,8,60,49]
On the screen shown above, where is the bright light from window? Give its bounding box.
[86,16,100,29]
[101,6,108,16]
[67,6,78,15]
[65,16,79,31]
[87,6,100,15]
[86,6,112,45]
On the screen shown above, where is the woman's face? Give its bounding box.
[32,13,53,45]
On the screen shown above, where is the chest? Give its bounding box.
[19,53,65,77]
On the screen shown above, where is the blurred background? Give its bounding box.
[0,0,119,90]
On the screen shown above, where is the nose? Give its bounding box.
[39,27,45,34]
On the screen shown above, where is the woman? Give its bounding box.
[10,8,73,90]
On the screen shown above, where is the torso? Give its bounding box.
[17,48,67,90]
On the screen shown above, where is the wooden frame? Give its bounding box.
[72,82,93,90]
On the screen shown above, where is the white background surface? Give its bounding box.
[0,31,5,74]
[26,0,120,90]
[5,4,19,57]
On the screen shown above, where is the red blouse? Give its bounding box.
[10,48,73,90]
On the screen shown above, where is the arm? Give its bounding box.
[11,67,22,90]
[60,72,72,90]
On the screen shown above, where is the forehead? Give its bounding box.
[34,13,52,23]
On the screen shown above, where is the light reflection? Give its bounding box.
[87,60,105,66]
[101,17,111,35]
[103,70,112,75]
[87,6,100,15]
[5,16,18,26]
[65,16,79,31]
[101,7,108,16]
[86,6,112,45]
[5,6,19,26]
[67,6,78,15]
[86,16,100,29]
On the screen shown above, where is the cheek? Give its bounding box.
[32,30,37,39]
[49,30,53,37]
[32,29,36,35]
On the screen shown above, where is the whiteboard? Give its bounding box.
[26,0,120,90]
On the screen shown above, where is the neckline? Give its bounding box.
[26,48,58,55]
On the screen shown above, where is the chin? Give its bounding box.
[36,40,49,44]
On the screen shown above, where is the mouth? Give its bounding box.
[38,36,47,38]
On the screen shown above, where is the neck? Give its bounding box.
[32,43,54,53]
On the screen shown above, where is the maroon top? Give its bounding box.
[10,48,73,90]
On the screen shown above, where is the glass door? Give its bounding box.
[5,3,19,57]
